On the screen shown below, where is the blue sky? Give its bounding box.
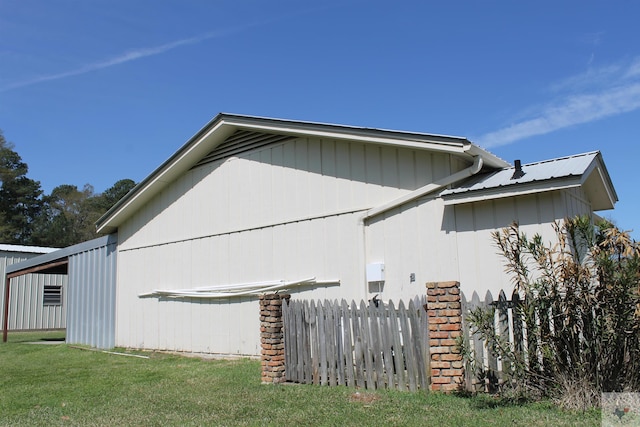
[1,1,638,237]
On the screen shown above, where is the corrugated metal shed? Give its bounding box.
[66,235,117,349]
[0,245,66,331]
[4,235,117,349]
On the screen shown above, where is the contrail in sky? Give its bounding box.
[1,28,237,93]
[476,57,640,148]
[0,5,326,94]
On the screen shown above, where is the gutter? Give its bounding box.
[363,155,484,221]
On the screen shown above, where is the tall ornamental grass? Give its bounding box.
[464,216,640,409]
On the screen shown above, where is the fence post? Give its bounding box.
[260,293,290,384]
[426,281,463,392]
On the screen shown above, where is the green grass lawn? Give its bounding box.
[0,331,600,426]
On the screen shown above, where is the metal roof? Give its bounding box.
[441,151,617,210]
[0,244,58,254]
[5,234,117,275]
[443,151,600,195]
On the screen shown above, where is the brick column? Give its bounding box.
[426,281,463,392]
[260,293,290,384]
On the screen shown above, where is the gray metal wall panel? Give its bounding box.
[66,239,117,349]
[1,251,67,330]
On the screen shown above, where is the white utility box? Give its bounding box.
[366,263,385,282]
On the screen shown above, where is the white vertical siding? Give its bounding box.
[118,138,459,251]
[117,211,367,355]
[115,136,465,355]
[114,134,596,356]
[365,197,460,302]
[453,188,593,296]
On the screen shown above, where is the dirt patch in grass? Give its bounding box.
[349,391,381,405]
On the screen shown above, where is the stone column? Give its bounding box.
[426,281,464,392]
[259,293,290,384]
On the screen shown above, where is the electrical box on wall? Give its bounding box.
[366,263,385,282]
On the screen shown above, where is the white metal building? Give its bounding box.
[93,114,617,356]
[0,244,66,331]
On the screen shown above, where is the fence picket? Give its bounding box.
[325,301,337,385]
[293,299,302,383]
[318,301,329,385]
[409,297,428,391]
[497,290,509,383]
[420,295,430,388]
[333,300,345,385]
[469,292,484,390]
[359,300,375,390]
[294,300,304,382]
[398,301,418,392]
[367,300,383,389]
[351,300,365,389]
[283,299,293,382]
[341,299,355,387]
[310,300,319,385]
[302,300,312,383]
[484,291,499,393]
[379,302,395,388]
[460,291,473,391]
[388,300,407,391]
[511,291,523,359]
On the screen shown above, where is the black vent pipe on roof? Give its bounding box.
[511,159,525,180]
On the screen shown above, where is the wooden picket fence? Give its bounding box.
[283,296,429,391]
[460,289,526,392]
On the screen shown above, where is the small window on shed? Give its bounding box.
[43,285,62,306]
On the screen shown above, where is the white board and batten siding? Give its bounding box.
[453,187,593,296]
[0,248,67,330]
[115,136,468,356]
[358,184,596,301]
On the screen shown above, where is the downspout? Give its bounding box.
[363,155,484,221]
[358,155,484,296]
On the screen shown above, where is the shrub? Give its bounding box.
[463,216,640,409]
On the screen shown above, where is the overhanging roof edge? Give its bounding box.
[442,178,583,205]
[5,234,117,275]
[96,113,508,233]
[592,152,618,202]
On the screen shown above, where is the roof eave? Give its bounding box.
[5,234,117,275]
[222,114,510,168]
[96,113,507,233]
[442,177,583,206]
[579,152,618,210]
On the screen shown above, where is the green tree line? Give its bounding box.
[0,130,136,247]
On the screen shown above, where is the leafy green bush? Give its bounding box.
[463,216,640,409]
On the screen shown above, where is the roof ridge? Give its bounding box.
[517,151,600,168]
[219,112,469,142]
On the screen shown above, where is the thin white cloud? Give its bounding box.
[623,57,640,80]
[1,29,231,92]
[478,57,640,148]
